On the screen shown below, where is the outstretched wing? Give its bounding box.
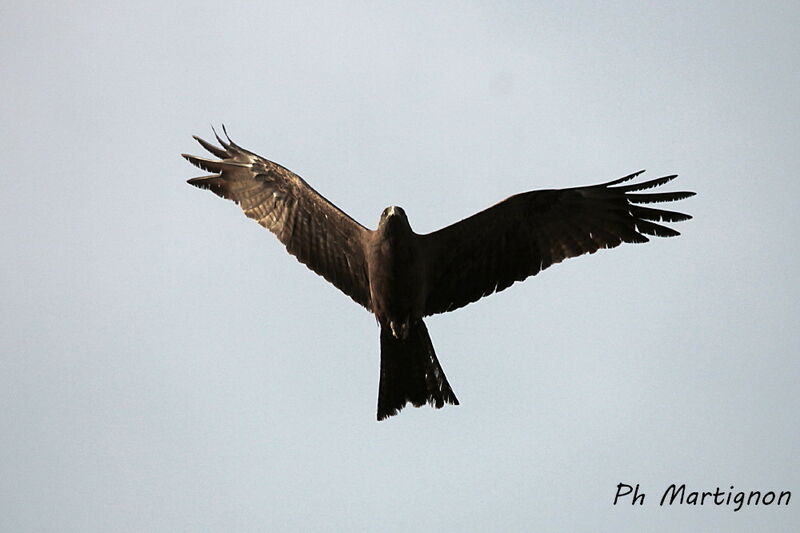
[421,171,695,315]
[183,129,372,310]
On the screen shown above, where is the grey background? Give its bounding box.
[2,1,798,531]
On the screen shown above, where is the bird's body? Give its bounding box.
[184,128,695,420]
[369,207,425,340]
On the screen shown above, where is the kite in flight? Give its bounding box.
[184,128,695,420]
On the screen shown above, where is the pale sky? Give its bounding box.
[2,1,798,531]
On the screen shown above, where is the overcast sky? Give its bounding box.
[2,1,798,531]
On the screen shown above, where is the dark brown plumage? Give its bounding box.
[184,128,695,420]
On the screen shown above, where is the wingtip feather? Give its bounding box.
[183,154,250,173]
[211,125,231,151]
[603,169,646,187]
[192,135,229,158]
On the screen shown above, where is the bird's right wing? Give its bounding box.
[420,171,695,316]
[184,129,372,311]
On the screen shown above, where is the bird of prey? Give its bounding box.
[184,128,695,420]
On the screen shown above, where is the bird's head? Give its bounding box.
[378,205,412,235]
[379,205,408,223]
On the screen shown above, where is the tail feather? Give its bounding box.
[377,320,459,420]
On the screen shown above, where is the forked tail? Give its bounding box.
[377,320,459,420]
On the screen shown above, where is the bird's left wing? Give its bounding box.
[183,129,372,310]
[420,171,695,316]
